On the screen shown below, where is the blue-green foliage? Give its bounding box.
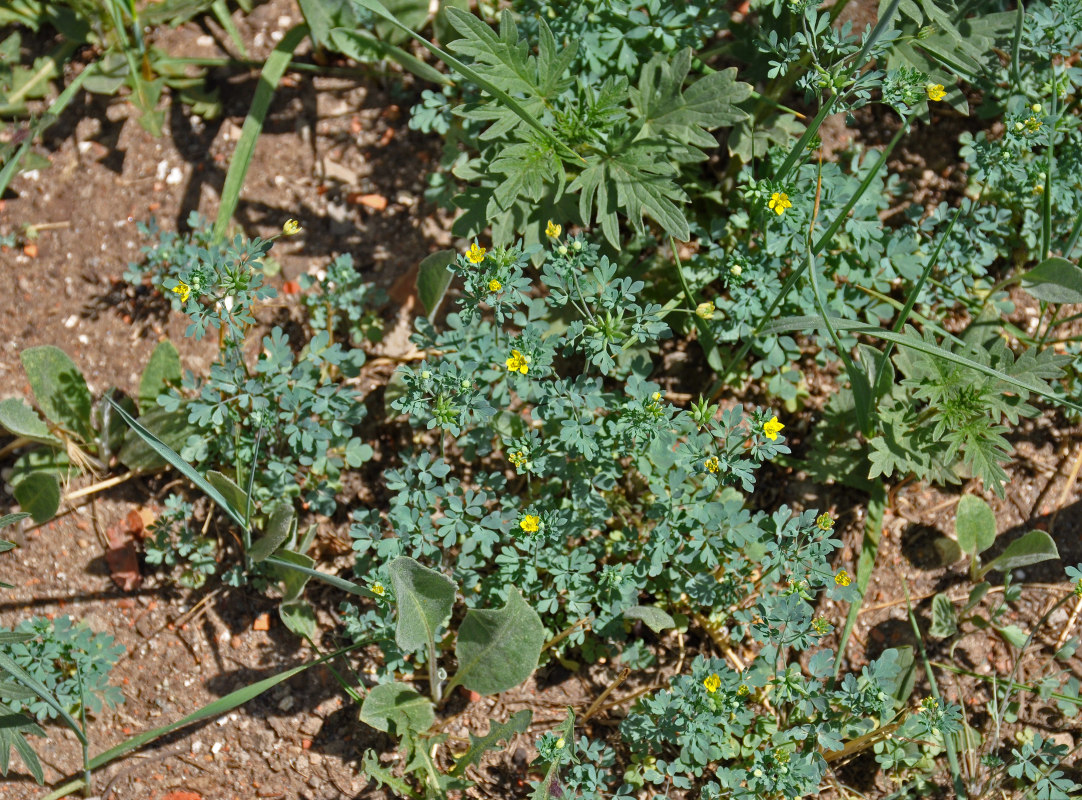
[0,616,124,721]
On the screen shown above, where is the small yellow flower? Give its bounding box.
[763,416,785,441]
[926,84,946,102]
[704,456,720,474]
[1031,103,1042,113]
[695,301,715,320]
[921,697,939,713]
[372,582,386,597]
[835,570,852,587]
[171,281,191,303]
[488,278,502,292]
[555,737,565,749]
[703,673,721,693]
[546,221,562,238]
[466,242,487,264]
[730,264,743,277]
[811,616,830,635]
[1025,116,1042,133]
[768,192,792,215]
[506,349,530,375]
[816,512,834,531]
[736,684,750,697]
[282,219,301,236]
[520,514,541,533]
[508,450,528,469]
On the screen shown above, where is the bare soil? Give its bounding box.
[1,2,1081,799]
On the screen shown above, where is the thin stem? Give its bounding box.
[1042,60,1057,260]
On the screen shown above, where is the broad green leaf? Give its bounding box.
[13,472,60,524]
[269,547,313,602]
[623,606,676,633]
[1019,257,1082,305]
[955,494,996,556]
[929,593,958,638]
[980,530,1060,578]
[416,250,456,318]
[388,556,456,652]
[117,407,192,471]
[249,502,294,563]
[632,50,750,148]
[138,340,181,414]
[10,448,71,487]
[449,710,532,777]
[359,681,435,733]
[279,600,318,639]
[20,346,94,442]
[570,136,689,247]
[994,624,1028,649]
[449,589,544,696]
[0,398,60,446]
[352,1,578,162]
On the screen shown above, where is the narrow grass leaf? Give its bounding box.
[212,24,309,242]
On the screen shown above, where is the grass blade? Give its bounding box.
[40,643,368,799]
[0,651,87,746]
[212,24,309,242]
[212,0,249,58]
[105,397,248,531]
[764,317,1082,414]
[0,62,94,198]
[833,482,886,680]
[265,554,376,599]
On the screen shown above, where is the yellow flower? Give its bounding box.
[768,192,792,215]
[763,416,784,441]
[282,219,301,236]
[730,264,743,277]
[372,582,385,597]
[555,737,565,749]
[546,221,562,238]
[835,570,852,587]
[736,684,750,697]
[811,616,830,635]
[1025,116,1042,133]
[520,514,540,533]
[171,281,191,303]
[466,242,487,264]
[926,84,946,102]
[921,697,939,713]
[816,512,834,531]
[488,278,502,292]
[508,450,528,469]
[506,349,530,374]
[695,301,715,320]
[704,456,720,474]
[703,673,721,694]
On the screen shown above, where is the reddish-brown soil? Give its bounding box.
[1,2,1081,799]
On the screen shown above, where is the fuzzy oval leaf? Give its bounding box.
[1020,257,1082,305]
[929,593,957,639]
[981,530,1060,577]
[416,250,456,318]
[359,681,434,733]
[12,472,60,524]
[138,339,182,414]
[117,407,191,471]
[279,600,317,640]
[955,494,996,556]
[623,605,676,633]
[452,589,544,696]
[388,556,456,652]
[249,503,294,563]
[0,398,61,446]
[20,346,93,441]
